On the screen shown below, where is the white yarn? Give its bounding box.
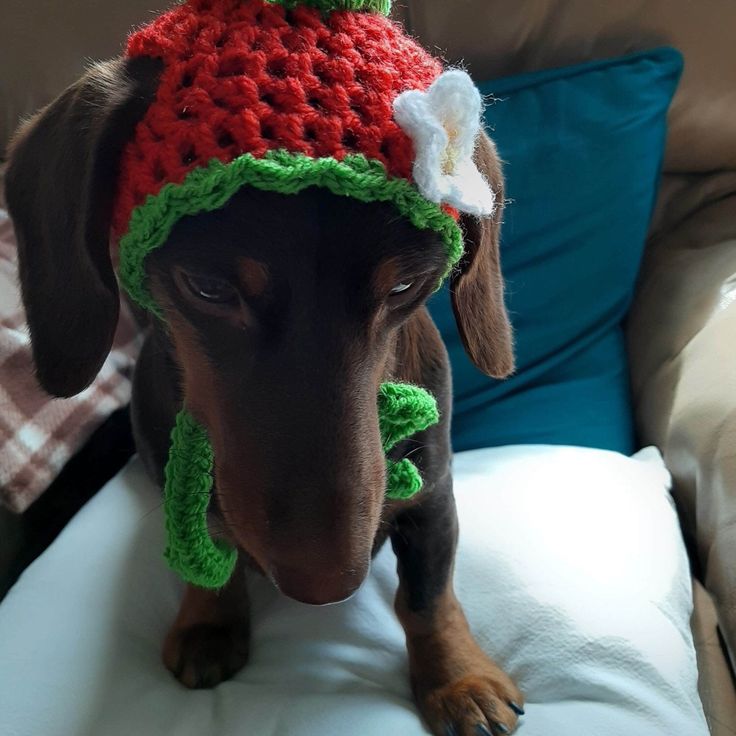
[393,69,495,216]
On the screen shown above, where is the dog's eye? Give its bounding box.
[182,273,238,304]
[390,282,414,296]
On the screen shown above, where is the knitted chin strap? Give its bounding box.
[164,383,439,589]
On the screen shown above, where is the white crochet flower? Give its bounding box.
[393,69,494,216]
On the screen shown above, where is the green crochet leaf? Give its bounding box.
[118,150,463,317]
[165,382,438,589]
[265,0,392,15]
[385,458,423,501]
[378,382,439,500]
[378,382,439,453]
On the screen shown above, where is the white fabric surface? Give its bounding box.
[0,445,707,736]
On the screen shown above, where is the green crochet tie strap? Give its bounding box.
[163,410,237,589]
[165,382,439,588]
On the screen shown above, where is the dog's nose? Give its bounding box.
[269,563,369,606]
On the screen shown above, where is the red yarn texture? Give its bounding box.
[112,0,442,236]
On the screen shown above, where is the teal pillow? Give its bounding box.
[428,48,683,455]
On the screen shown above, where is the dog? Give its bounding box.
[5,25,523,736]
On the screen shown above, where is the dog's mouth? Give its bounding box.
[207,494,371,606]
[267,562,370,606]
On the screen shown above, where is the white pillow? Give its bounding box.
[0,445,707,736]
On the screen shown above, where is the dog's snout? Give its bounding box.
[269,562,369,606]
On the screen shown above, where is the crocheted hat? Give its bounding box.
[111,0,496,589]
[113,0,495,313]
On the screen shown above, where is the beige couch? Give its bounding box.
[2,1,734,732]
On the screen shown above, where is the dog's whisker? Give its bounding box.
[404,444,431,459]
[140,502,165,520]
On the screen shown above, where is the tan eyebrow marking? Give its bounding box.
[237,257,270,298]
[373,257,402,299]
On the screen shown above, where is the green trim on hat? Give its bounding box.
[265,0,392,15]
[118,150,463,316]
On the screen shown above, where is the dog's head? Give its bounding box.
[5,33,512,603]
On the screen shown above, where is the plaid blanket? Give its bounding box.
[0,210,142,513]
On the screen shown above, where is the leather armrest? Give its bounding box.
[628,174,736,667]
[692,579,736,735]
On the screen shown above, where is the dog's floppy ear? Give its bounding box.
[4,56,161,397]
[450,131,514,378]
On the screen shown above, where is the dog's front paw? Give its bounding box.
[163,622,250,689]
[416,667,524,736]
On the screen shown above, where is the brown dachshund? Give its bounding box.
[5,55,523,735]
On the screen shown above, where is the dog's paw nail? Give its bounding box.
[475,725,493,736]
[493,724,511,735]
[509,701,525,716]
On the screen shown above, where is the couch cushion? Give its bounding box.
[429,49,682,454]
[0,445,707,735]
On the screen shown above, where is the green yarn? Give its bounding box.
[378,382,439,452]
[118,150,463,316]
[163,410,237,588]
[386,459,422,501]
[265,0,392,14]
[378,382,440,501]
[165,383,438,588]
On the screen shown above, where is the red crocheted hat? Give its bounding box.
[114,0,495,313]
